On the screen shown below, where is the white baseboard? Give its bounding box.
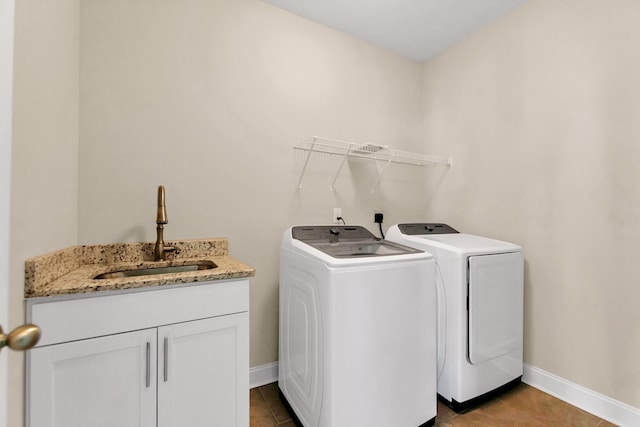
[523,363,640,427]
[249,362,279,389]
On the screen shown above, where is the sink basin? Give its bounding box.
[94,261,217,280]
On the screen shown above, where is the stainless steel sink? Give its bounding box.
[94,261,216,279]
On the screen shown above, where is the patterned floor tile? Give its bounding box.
[250,382,615,427]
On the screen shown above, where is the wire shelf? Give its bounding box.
[294,136,452,192]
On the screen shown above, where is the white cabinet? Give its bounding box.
[158,314,248,427]
[29,329,157,427]
[26,279,249,427]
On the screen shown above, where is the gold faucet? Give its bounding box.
[154,185,179,261]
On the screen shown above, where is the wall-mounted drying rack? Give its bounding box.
[294,136,452,193]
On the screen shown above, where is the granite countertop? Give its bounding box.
[25,238,255,298]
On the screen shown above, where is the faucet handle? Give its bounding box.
[164,244,180,256]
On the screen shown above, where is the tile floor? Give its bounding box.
[250,382,618,426]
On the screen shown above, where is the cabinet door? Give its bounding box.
[28,329,157,427]
[158,313,249,427]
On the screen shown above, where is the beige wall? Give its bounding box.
[77,0,427,368]
[10,0,79,425]
[422,0,640,408]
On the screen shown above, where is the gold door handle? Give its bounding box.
[0,324,41,353]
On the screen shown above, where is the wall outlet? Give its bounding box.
[333,208,342,224]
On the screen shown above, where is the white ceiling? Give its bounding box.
[262,0,528,63]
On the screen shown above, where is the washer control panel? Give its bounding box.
[397,223,459,235]
[292,226,376,242]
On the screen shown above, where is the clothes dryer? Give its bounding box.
[279,225,437,427]
[387,223,523,412]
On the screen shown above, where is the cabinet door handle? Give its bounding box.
[146,341,151,388]
[163,337,169,382]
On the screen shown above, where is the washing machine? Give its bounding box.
[387,223,524,412]
[279,225,437,427]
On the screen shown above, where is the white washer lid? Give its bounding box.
[419,233,520,255]
[282,226,433,266]
[387,225,521,259]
